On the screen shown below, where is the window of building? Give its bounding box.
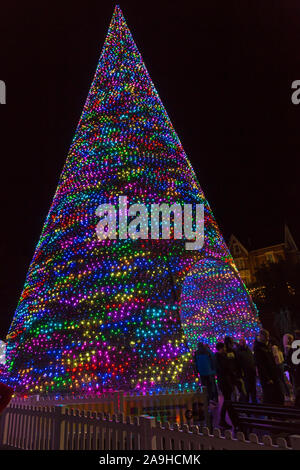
[234,244,240,256]
[265,252,275,263]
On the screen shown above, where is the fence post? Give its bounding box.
[139,415,156,450]
[289,435,300,450]
[119,391,124,414]
[113,391,124,415]
[201,387,209,427]
[0,409,8,446]
[52,406,63,450]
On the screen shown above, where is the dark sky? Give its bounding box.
[0,0,300,339]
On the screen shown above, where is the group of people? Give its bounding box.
[194,329,300,429]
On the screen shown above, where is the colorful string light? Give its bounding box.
[5,6,259,395]
[180,259,259,352]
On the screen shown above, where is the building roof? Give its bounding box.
[229,224,299,254]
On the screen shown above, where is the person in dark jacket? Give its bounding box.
[224,336,247,401]
[283,333,296,397]
[272,343,290,398]
[215,342,238,429]
[253,329,284,405]
[236,338,257,403]
[194,342,218,403]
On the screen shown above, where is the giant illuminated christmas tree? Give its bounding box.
[6,6,260,395]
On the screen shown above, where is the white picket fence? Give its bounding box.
[10,389,208,425]
[1,402,300,450]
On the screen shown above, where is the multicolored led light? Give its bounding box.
[180,259,259,352]
[5,6,259,395]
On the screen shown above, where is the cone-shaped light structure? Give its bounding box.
[6,6,259,395]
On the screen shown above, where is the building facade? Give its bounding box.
[229,225,299,286]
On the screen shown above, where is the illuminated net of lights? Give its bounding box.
[5,6,259,396]
[180,259,260,352]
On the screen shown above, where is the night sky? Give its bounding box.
[0,0,300,339]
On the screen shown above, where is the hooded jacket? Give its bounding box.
[253,339,279,385]
[194,346,216,376]
[236,345,256,375]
